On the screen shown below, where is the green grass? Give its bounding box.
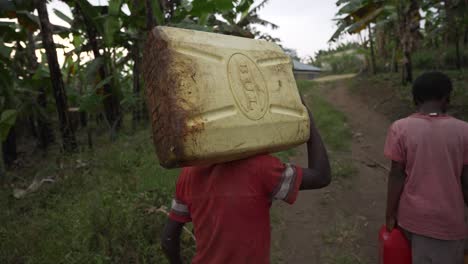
[350,70,468,121]
[273,148,297,162]
[0,129,195,263]
[330,159,358,180]
[326,254,364,264]
[321,212,365,264]
[1,80,358,263]
[297,80,352,153]
[297,80,355,180]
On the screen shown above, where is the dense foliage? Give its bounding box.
[0,1,278,262]
[0,0,278,176]
[319,0,468,78]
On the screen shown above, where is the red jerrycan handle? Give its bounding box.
[379,225,412,264]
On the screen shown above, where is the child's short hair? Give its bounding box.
[412,72,453,105]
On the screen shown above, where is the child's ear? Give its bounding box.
[441,96,451,112]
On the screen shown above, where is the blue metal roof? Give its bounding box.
[292,60,322,72]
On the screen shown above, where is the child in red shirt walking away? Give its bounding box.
[161,102,331,264]
[384,72,468,264]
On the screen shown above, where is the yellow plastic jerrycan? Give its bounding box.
[143,26,310,168]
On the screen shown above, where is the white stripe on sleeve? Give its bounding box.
[273,164,296,201]
[171,199,189,215]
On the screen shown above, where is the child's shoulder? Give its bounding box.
[389,116,414,129]
[437,116,468,131]
[229,154,281,169]
[391,114,468,133]
[449,117,468,127]
[452,118,468,135]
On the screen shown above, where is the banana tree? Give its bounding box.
[0,109,17,183]
[35,0,77,151]
[330,0,421,83]
[0,50,18,168]
[26,30,56,150]
[421,0,467,68]
[123,0,249,127]
[66,0,125,131]
[330,0,391,75]
[396,0,420,83]
[70,0,168,131]
[0,111,17,142]
[123,0,160,127]
[420,0,445,49]
[442,0,467,69]
[207,0,279,39]
[1,0,76,152]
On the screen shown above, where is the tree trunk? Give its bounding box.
[146,0,156,30]
[77,6,121,130]
[368,25,377,75]
[444,0,462,70]
[132,42,141,130]
[37,86,55,149]
[35,0,77,152]
[2,127,17,167]
[455,28,461,70]
[80,111,88,127]
[397,0,418,84]
[87,127,93,150]
[27,31,54,149]
[391,45,398,73]
[143,0,160,123]
[0,143,4,185]
[28,117,38,138]
[464,27,468,46]
[403,51,413,84]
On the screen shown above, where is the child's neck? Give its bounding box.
[418,101,446,115]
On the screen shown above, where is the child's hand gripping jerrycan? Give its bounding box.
[379,225,412,264]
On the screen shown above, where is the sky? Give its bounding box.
[46,0,358,60]
[254,0,359,59]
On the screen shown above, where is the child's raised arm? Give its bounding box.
[299,103,332,190]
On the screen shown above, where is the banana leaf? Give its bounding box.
[108,0,122,17]
[348,6,385,33]
[0,109,17,142]
[53,8,73,26]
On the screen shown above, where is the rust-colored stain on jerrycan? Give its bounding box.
[143,26,310,168]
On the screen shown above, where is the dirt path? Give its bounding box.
[273,80,392,264]
[312,74,357,83]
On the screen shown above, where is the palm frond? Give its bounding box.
[348,6,385,33]
[250,0,271,13]
[238,14,277,29]
[329,20,349,42]
[249,16,278,29]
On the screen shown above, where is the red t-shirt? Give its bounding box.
[384,113,468,240]
[169,154,303,264]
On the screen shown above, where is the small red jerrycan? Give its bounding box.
[379,225,412,264]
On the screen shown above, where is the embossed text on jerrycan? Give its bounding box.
[143,26,310,168]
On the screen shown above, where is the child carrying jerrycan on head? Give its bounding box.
[144,26,333,264]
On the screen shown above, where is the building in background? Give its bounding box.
[292,60,322,80]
